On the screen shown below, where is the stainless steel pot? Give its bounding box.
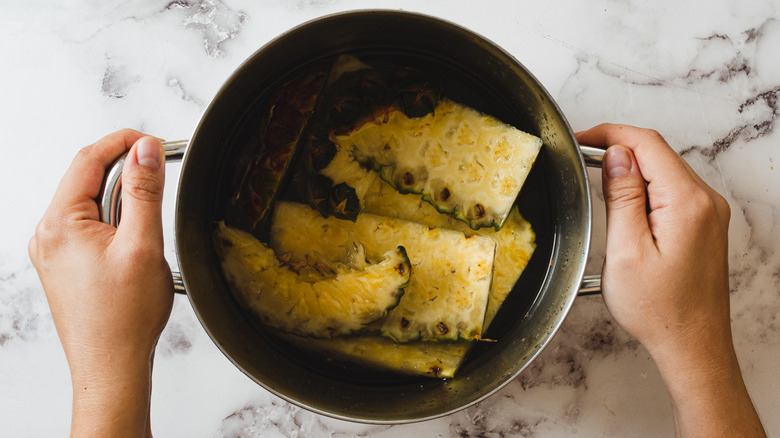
[100,10,604,424]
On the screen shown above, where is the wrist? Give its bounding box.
[644,315,737,384]
[652,340,741,404]
[69,349,154,437]
[646,326,765,437]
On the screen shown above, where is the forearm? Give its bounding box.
[650,331,765,438]
[69,352,153,438]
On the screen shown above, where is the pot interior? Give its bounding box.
[176,10,590,423]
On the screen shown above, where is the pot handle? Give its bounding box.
[98,140,190,293]
[577,145,605,296]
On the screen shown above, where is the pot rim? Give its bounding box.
[175,8,593,424]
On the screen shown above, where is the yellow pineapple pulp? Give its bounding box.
[214,222,410,339]
[334,98,542,230]
[270,201,496,343]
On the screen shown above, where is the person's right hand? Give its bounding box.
[576,124,764,437]
[578,124,731,362]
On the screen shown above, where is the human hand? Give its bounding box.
[576,124,764,437]
[29,130,174,437]
[577,124,731,361]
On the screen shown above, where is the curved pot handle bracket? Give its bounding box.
[577,145,605,296]
[98,140,189,293]
[578,274,602,296]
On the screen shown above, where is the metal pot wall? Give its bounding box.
[101,10,603,424]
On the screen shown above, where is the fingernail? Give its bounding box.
[136,137,161,169]
[605,147,631,178]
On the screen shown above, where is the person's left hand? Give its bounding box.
[29,130,174,437]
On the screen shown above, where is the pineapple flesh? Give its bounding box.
[319,143,378,205]
[285,334,470,378]
[270,201,496,342]
[292,59,441,221]
[224,55,541,378]
[333,98,542,230]
[214,222,411,338]
[362,178,536,327]
[289,184,536,378]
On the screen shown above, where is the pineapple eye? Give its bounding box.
[473,203,486,219]
[402,171,415,186]
[439,187,451,202]
[395,262,407,275]
[436,322,449,335]
[400,317,410,329]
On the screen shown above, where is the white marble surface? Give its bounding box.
[2,1,778,436]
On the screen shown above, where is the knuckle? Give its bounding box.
[713,192,730,214]
[30,219,62,263]
[124,173,164,203]
[123,238,165,265]
[27,235,38,262]
[100,128,139,145]
[75,144,95,161]
[116,128,138,137]
[689,189,716,214]
[682,188,724,227]
[712,192,731,227]
[605,182,645,209]
[641,128,666,144]
[33,218,55,245]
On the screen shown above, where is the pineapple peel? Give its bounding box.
[214,222,411,339]
[284,333,470,378]
[334,98,543,230]
[224,56,541,377]
[271,201,496,343]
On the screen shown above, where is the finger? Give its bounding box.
[115,136,166,248]
[601,145,656,254]
[577,124,701,210]
[48,129,147,221]
[577,124,683,178]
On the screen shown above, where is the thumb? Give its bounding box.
[116,136,166,245]
[602,145,653,253]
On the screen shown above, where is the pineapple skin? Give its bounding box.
[214,222,410,338]
[319,142,378,205]
[270,202,496,343]
[284,333,469,378]
[237,65,328,227]
[333,98,543,230]
[295,180,536,378]
[362,179,536,327]
[227,55,541,378]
